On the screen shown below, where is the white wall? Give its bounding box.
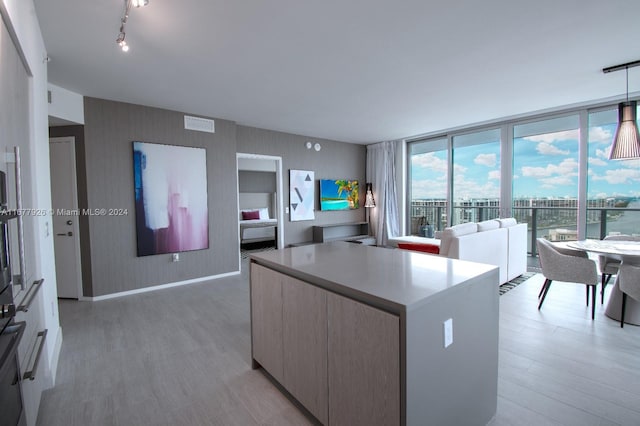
[48,83,84,124]
[2,0,61,393]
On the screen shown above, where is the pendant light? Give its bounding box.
[603,60,640,160]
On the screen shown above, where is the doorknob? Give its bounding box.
[66,220,73,226]
[56,232,73,236]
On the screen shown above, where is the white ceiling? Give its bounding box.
[35,0,640,144]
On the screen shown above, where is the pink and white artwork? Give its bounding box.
[133,141,209,256]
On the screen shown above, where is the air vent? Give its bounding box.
[184,115,215,133]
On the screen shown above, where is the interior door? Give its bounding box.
[49,137,82,299]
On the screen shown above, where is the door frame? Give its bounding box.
[236,153,285,250]
[50,136,83,299]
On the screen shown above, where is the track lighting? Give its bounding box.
[115,0,150,52]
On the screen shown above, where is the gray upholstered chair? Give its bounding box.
[536,238,599,319]
[598,235,640,304]
[617,263,640,328]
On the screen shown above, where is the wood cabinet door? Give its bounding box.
[327,293,400,426]
[282,275,328,424]
[250,263,284,383]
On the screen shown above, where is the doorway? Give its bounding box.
[236,154,284,264]
[49,137,83,299]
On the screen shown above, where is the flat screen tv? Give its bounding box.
[320,179,359,210]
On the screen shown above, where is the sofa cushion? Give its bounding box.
[440,222,478,256]
[477,220,500,232]
[497,218,517,228]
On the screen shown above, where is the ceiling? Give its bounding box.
[35,0,640,144]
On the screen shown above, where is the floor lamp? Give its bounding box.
[364,183,375,235]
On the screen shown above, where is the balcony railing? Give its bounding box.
[410,203,640,257]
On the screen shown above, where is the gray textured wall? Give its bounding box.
[237,126,366,245]
[82,98,239,297]
[65,98,365,296]
[238,171,276,193]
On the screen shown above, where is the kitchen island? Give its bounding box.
[250,242,499,426]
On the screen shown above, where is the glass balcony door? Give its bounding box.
[408,137,448,235]
[512,114,580,252]
[451,128,501,225]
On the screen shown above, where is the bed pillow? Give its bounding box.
[242,210,260,220]
[258,208,270,220]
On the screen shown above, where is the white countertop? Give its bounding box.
[250,242,498,313]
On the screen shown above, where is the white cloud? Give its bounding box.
[411,178,447,199]
[540,176,575,186]
[412,152,468,175]
[536,142,570,156]
[452,175,500,199]
[588,157,607,167]
[488,170,500,180]
[524,129,579,144]
[589,126,613,144]
[474,153,497,167]
[591,168,640,185]
[412,152,447,172]
[595,148,610,160]
[521,158,578,178]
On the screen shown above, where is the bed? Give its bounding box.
[239,192,277,247]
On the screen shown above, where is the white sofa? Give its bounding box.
[388,218,527,285]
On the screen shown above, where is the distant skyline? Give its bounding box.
[411,121,640,200]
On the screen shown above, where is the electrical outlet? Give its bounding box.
[443,318,453,348]
[285,206,289,214]
[172,253,180,262]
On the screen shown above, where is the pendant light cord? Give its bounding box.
[626,66,629,103]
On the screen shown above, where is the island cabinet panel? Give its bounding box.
[250,263,284,383]
[327,292,400,426]
[250,243,499,426]
[282,275,328,424]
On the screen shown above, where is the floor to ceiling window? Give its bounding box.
[408,137,448,235]
[451,128,501,225]
[587,107,640,239]
[512,115,580,247]
[405,101,640,246]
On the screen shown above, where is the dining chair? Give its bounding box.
[536,238,599,319]
[616,263,640,328]
[598,235,640,304]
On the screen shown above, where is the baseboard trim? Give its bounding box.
[49,326,63,387]
[83,271,241,302]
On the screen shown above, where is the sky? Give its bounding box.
[411,122,640,200]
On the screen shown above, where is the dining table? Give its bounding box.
[567,239,640,326]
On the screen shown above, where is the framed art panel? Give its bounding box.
[289,169,315,221]
[133,141,209,256]
[320,179,359,210]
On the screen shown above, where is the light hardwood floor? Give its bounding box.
[37,261,640,426]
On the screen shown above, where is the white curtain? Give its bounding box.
[366,141,400,246]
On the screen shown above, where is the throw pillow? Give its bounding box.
[242,210,260,220]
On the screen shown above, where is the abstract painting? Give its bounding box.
[133,141,209,256]
[289,169,315,221]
